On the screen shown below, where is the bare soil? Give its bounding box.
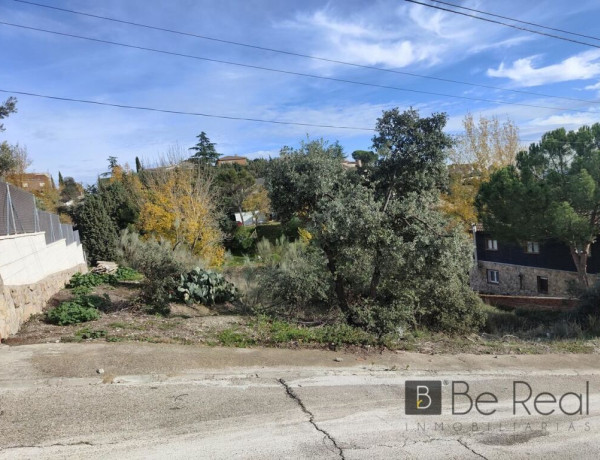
[5,282,600,354]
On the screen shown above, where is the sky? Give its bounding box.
[1,0,600,184]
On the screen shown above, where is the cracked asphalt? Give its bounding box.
[1,343,600,459]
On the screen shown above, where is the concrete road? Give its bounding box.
[1,343,599,459]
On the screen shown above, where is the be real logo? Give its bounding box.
[405,380,591,416]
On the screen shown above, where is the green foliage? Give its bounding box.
[214,164,255,216]
[75,327,107,339]
[229,225,256,252]
[46,301,100,325]
[117,231,201,314]
[68,272,108,289]
[73,193,119,264]
[0,96,17,132]
[114,266,143,281]
[219,318,378,348]
[255,223,283,243]
[177,267,237,305]
[98,180,140,230]
[477,123,600,286]
[257,241,332,316]
[351,149,377,166]
[263,110,484,335]
[189,131,220,165]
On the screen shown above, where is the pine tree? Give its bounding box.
[135,156,142,172]
[188,132,220,165]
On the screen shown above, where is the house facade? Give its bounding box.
[216,155,248,166]
[470,229,600,296]
[6,173,53,192]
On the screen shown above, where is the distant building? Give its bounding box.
[217,155,248,166]
[7,173,53,192]
[342,160,360,169]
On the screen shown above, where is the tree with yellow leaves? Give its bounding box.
[139,164,225,267]
[242,184,271,226]
[442,113,520,229]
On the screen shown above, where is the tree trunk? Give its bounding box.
[238,205,245,226]
[369,248,382,299]
[322,247,352,321]
[570,244,590,289]
[368,184,395,299]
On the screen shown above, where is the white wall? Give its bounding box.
[0,232,86,286]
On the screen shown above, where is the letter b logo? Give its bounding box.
[405,381,442,415]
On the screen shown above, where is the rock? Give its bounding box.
[96,368,105,375]
[334,357,343,362]
[93,261,118,274]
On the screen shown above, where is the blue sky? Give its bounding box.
[1,0,600,184]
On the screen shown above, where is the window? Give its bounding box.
[537,276,548,294]
[22,182,28,188]
[487,269,499,284]
[39,182,45,187]
[526,241,539,254]
[486,239,498,251]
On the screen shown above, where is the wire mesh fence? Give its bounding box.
[0,180,80,245]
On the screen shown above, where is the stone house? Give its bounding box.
[470,227,600,297]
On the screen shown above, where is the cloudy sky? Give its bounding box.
[1,0,600,183]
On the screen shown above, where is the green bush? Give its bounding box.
[46,301,100,325]
[256,240,331,316]
[114,266,143,281]
[230,225,256,253]
[117,231,202,314]
[176,267,237,305]
[68,272,107,289]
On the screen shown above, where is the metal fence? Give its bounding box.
[0,180,80,245]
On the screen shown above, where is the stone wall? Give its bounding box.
[0,264,87,340]
[471,260,599,297]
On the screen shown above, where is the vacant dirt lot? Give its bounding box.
[5,281,600,355]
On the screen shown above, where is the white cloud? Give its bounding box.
[281,3,522,70]
[528,111,600,129]
[487,50,600,87]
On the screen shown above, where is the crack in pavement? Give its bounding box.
[457,438,489,460]
[0,441,94,451]
[278,378,345,460]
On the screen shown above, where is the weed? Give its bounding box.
[218,328,256,347]
[46,302,100,325]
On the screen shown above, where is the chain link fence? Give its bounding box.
[0,180,80,245]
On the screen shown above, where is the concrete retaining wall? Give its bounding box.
[0,232,87,339]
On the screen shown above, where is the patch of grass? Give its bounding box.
[106,335,126,342]
[249,317,378,347]
[75,327,107,339]
[218,328,256,347]
[114,266,143,281]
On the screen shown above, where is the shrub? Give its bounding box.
[116,231,202,314]
[46,301,100,325]
[68,272,107,289]
[176,267,238,305]
[114,266,143,281]
[256,240,332,317]
[230,225,256,253]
